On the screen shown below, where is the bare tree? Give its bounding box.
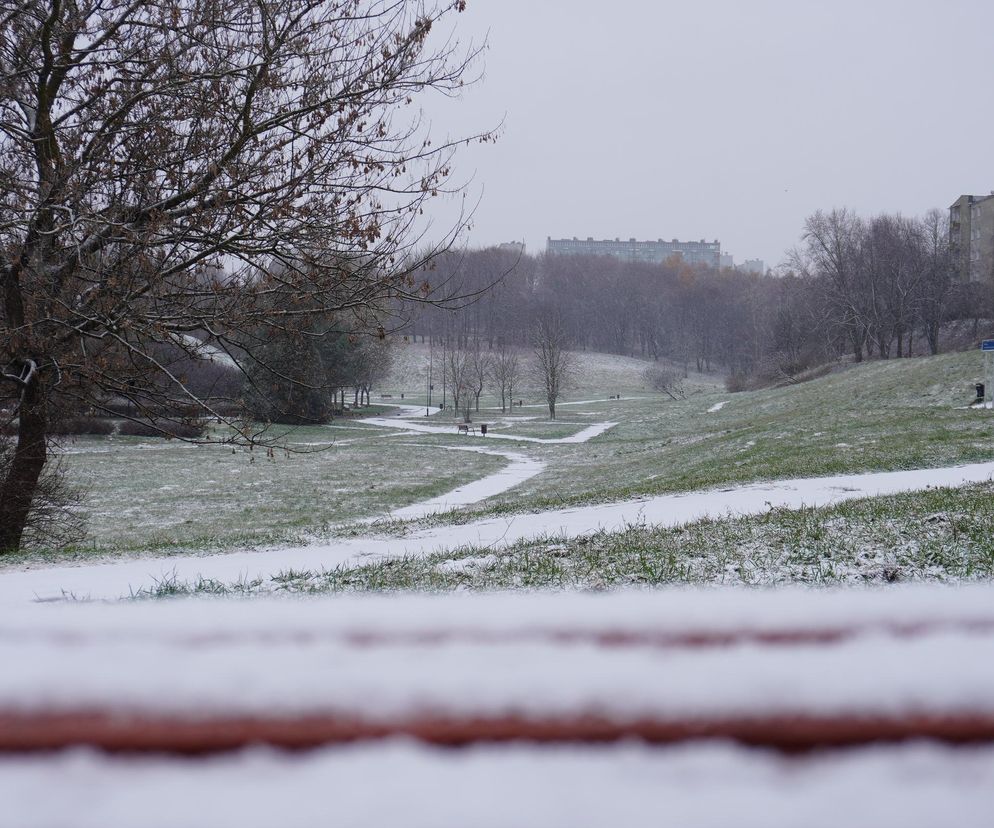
[488,343,520,412]
[799,209,871,363]
[446,346,471,419]
[467,343,490,412]
[531,313,576,420]
[918,210,955,355]
[0,0,487,552]
[353,338,393,408]
[641,365,685,400]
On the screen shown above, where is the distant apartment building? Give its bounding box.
[546,236,721,269]
[496,240,526,255]
[738,258,765,275]
[720,253,765,275]
[950,194,994,282]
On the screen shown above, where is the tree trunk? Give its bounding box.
[0,376,48,553]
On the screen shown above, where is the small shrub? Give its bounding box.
[118,419,206,439]
[725,374,749,393]
[50,416,116,436]
[642,365,687,400]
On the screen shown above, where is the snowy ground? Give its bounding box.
[7,353,994,819]
[380,340,720,403]
[4,459,994,605]
[383,445,544,521]
[35,348,994,562]
[360,404,618,444]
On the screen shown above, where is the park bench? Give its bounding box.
[457,423,488,435]
[4,587,994,752]
[4,587,994,823]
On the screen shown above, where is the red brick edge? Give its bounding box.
[3,711,994,754]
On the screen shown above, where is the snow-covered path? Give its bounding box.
[4,460,994,606]
[384,445,545,521]
[359,412,618,444]
[351,402,615,519]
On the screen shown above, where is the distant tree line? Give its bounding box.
[403,207,983,387]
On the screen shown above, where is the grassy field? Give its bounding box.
[38,427,503,562]
[131,481,994,597]
[421,350,994,522]
[16,348,994,568]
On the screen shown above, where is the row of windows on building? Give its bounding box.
[546,236,721,268]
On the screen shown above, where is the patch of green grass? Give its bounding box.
[427,351,994,522]
[129,482,994,598]
[22,430,503,565]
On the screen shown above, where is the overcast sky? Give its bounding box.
[427,0,994,269]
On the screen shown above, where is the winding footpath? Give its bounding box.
[3,456,994,606]
[3,404,994,605]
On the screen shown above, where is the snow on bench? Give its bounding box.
[5,586,994,825]
[3,586,994,753]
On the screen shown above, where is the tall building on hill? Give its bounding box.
[546,236,721,269]
[950,194,994,282]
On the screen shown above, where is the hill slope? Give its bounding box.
[379,340,720,404]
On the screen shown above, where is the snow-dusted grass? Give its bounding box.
[25,348,994,567]
[127,481,994,597]
[37,429,502,562]
[434,350,994,521]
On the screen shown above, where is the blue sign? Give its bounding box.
[983,340,994,351]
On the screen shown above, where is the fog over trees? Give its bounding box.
[403,206,973,391]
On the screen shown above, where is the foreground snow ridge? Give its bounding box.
[3,586,994,826]
[4,741,993,828]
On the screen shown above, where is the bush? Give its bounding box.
[725,373,750,393]
[726,360,838,393]
[50,416,116,436]
[117,419,206,439]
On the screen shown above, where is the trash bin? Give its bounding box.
[480,424,487,436]
[976,383,985,401]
